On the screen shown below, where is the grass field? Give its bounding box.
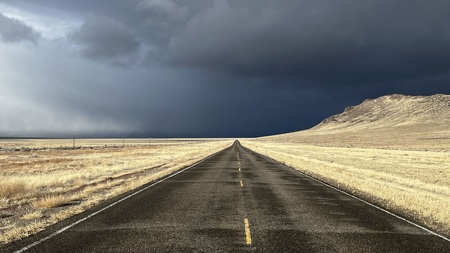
[0,139,233,244]
[241,140,450,237]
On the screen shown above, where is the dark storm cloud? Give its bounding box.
[0,12,40,43]
[70,14,141,66]
[164,0,450,86]
[134,0,190,48]
[136,0,189,27]
[6,0,450,85]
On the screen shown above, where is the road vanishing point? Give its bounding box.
[4,141,450,252]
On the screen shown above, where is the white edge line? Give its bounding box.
[244,146,450,243]
[14,149,226,253]
[296,170,450,242]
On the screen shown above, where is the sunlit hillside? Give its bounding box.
[261,94,450,151]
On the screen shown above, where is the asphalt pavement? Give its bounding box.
[4,141,450,252]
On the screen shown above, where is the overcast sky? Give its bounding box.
[1,0,450,138]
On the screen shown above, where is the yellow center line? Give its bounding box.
[238,168,241,172]
[244,218,252,245]
[240,180,244,187]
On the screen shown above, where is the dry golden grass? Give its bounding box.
[0,181,26,199]
[0,139,232,244]
[242,138,450,236]
[0,138,224,150]
[31,195,75,209]
[0,221,45,244]
[21,211,43,220]
[262,125,450,152]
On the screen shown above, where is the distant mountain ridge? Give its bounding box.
[312,94,450,131]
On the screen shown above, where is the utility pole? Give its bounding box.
[73,133,75,147]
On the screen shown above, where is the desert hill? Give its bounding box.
[261,94,450,151]
[314,94,450,131]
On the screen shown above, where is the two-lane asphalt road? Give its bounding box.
[5,141,450,252]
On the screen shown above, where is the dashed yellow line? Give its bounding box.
[244,218,252,245]
[238,153,251,246]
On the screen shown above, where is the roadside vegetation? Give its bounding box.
[0,139,232,244]
[241,140,450,237]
